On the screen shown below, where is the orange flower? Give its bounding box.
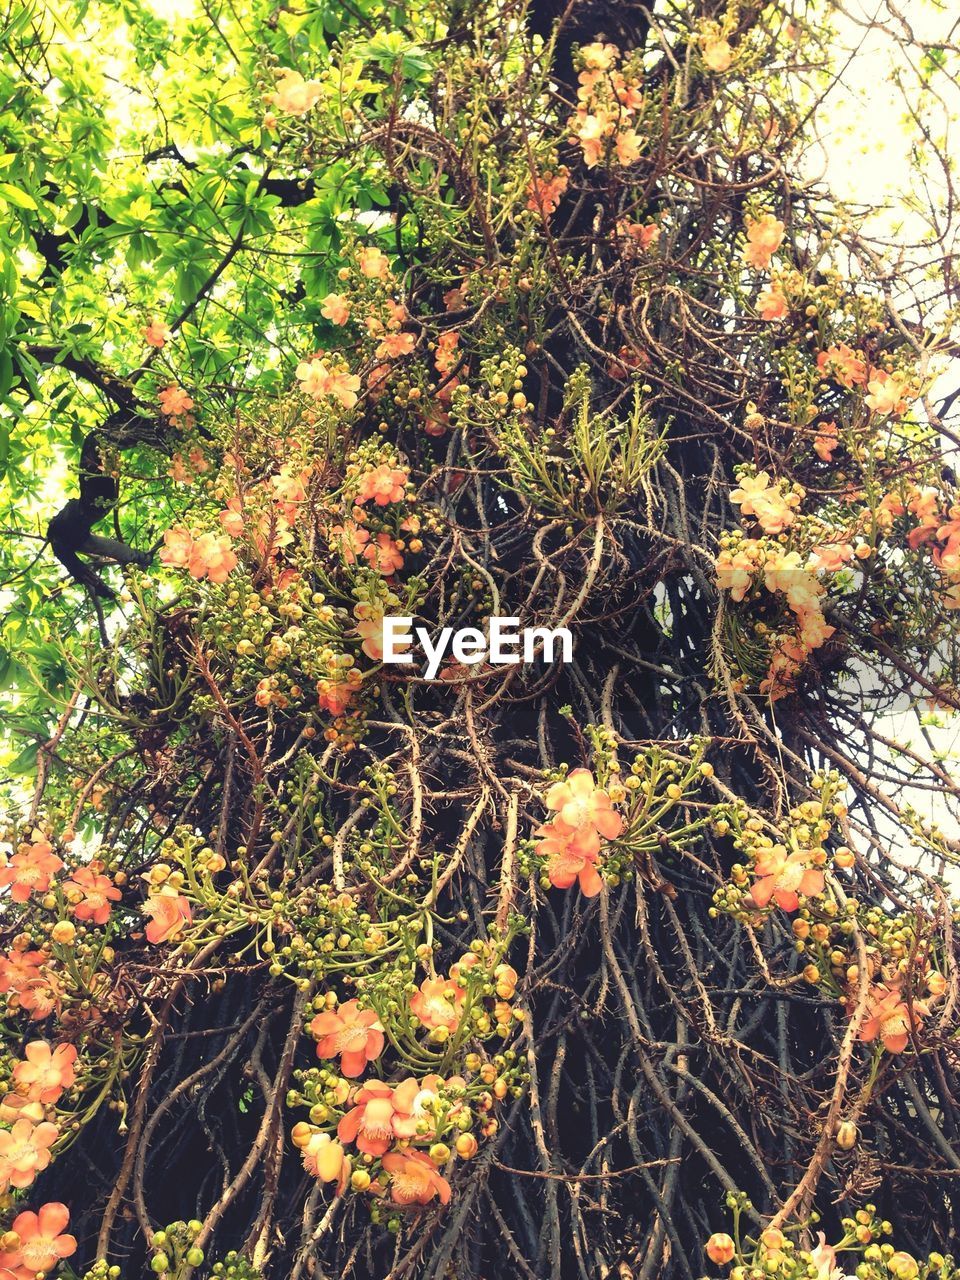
[320,292,351,325]
[18,973,62,1023]
[356,463,407,506]
[0,948,46,997]
[158,385,194,417]
[317,676,355,717]
[750,848,824,912]
[358,246,391,280]
[435,330,460,376]
[409,977,465,1032]
[355,604,387,660]
[376,331,416,361]
[0,1118,59,1191]
[816,343,867,388]
[543,769,624,842]
[381,1150,451,1207]
[526,170,568,218]
[310,999,385,1077]
[329,522,371,565]
[159,525,195,570]
[858,981,928,1053]
[143,318,171,348]
[0,841,63,903]
[12,1042,77,1105]
[580,41,618,71]
[615,127,643,165]
[730,472,796,534]
[813,420,839,462]
[219,498,244,538]
[62,866,121,925]
[758,281,788,321]
[296,357,361,410]
[865,368,911,417]
[144,888,193,944]
[3,1203,77,1275]
[743,214,785,269]
[337,1078,419,1156]
[618,220,660,251]
[363,532,404,575]
[268,68,322,116]
[534,820,604,897]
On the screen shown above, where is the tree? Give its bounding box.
[1,1,960,1279]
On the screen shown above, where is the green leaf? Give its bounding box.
[0,182,37,210]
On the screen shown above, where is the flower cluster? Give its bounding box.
[567,42,645,169]
[704,1197,954,1279]
[288,945,522,1214]
[710,773,846,921]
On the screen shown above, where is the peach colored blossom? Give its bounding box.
[13,1042,77,1105]
[337,1079,419,1156]
[63,866,121,925]
[0,948,46,997]
[144,888,193,944]
[0,841,63,903]
[527,170,569,218]
[816,343,867,388]
[382,1150,452,1206]
[750,848,824,912]
[356,463,406,506]
[615,127,643,165]
[358,246,391,280]
[186,532,237,584]
[618,220,660,251]
[0,1118,59,1191]
[269,69,322,116]
[143,318,171,348]
[758,281,788,321]
[858,981,928,1053]
[544,768,624,841]
[534,820,604,896]
[363,532,404,575]
[310,999,385,1077]
[158,385,194,417]
[813,420,839,462]
[743,214,785,269]
[330,521,371,565]
[572,110,613,167]
[730,472,796,534]
[159,525,195,569]
[715,547,757,602]
[220,498,244,538]
[321,293,351,325]
[355,606,386,660]
[0,1093,46,1127]
[317,677,354,717]
[410,976,466,1032]
[18,974,62,1022]
[809,543,853,573]
[4,1203,77,1275]
[865,368,911,416]
[376,331,416,361]
[296,357,361,410]
[579,41,618,71]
